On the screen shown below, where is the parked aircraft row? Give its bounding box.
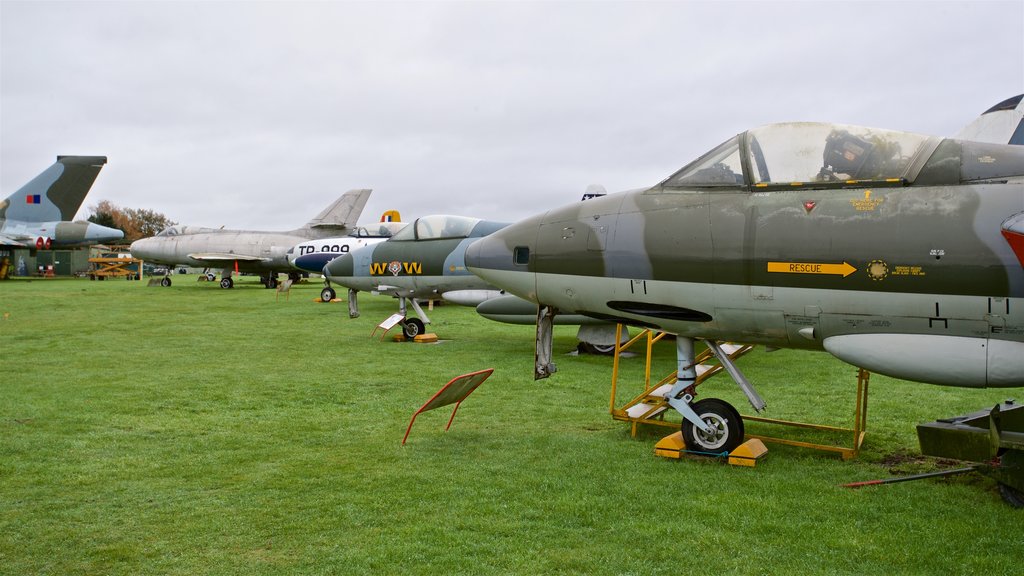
[9,94,1023,505]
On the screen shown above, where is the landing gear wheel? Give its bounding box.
[321,287,336,302]
[681,398,745,455]
[998,483,1024,508]
[220,277,234,289]
[266,277,278,289]
[206,272,216,282]
[577,342,615,355]
[160,277,172,287]
[402,318,426,339]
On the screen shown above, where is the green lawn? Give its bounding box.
[1,277,1021,575]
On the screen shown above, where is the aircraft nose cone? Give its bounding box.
[86,223,124,243]
[465,214,543,301]
[129,237,155,260]
[464,234,513,275]
[323,252,354,280]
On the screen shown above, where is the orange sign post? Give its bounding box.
[402,369,494,445]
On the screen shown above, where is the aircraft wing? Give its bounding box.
[186,253,269,265]
[0,233,30,248]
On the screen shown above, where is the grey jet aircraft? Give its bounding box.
[130,189,373,289]
[466,114,1024,492]
[0,155,123,249]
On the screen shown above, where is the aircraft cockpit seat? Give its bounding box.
[819,130,874,181]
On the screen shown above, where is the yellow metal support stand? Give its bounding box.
[87,256,143,280]
[610,325,870,459]
[742,368,869,460]
[609,326,753,437]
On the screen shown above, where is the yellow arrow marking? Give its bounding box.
[767,261,857,277]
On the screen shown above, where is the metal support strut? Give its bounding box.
[705,340,767,413]
[347,288,360,318]
[663,337,713,434]
[396,296,431,325]
[534,305,557,380]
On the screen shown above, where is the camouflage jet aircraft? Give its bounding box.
[323,214,508,337]
[465,116,1024,478]
[323,212,625,349]
[0,155,123,249]
[130,189,373,289]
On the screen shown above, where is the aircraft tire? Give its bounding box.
[402,318,426,339]
[576,342,616,355]
[998,483,1024,508]
[220,278,233,289]
[321,287,336,302]
[161,277,172,287]
[681,398,745,455]
[266,277,278,289]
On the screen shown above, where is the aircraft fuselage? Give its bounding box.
[130,229,328,273]
[467,123,1024,388]
[325,215,506,300]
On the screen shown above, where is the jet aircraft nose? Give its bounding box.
[323,252,354,281]
[464,212,545,302]
[129,237,156,260]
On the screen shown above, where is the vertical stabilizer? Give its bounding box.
[956,95,1024,145]
[304,188,372,229]
[0,156,108,222]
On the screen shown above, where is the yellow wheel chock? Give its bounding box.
[654,431,768,467]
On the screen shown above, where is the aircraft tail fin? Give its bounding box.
[0,156,108,223]
[303,188,372,230]
[955,94,1024,145]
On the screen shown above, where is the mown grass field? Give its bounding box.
[1,276,1022,574]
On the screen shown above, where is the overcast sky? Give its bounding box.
[2,0,1022,231]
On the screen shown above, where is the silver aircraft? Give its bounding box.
[130,189,372,289]
[0,155,123,249]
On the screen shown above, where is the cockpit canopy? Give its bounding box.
[155,225,218,237]
[661,122,941,189]
[390,215,482,241]
[349,222,406,238]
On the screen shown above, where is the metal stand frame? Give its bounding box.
[609,325,869,459]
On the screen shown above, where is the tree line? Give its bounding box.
[88,200,176,243]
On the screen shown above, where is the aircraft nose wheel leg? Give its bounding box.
[347,289,360,318]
